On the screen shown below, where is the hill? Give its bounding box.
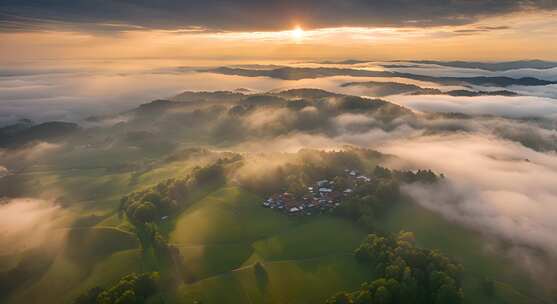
[0,121,79,148]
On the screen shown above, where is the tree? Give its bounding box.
[135,272,160,298]
[114,290,136,304]
[73,287,104,304]
[435,283,463,304]
[286,175,306,197]
[74,272,160,304]
[344,232,464,304]
[254,262,268,290]
[254,262,266,277]
[333,176,351,190]
[374,286,392,304]
[193,163,225,186]
[481,277,495,297]
[326,293,353,304]
[374,166,392,178]
[132,202,157,223]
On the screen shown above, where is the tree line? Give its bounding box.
[334,166,441,230]
[119,161,227,224]
[327,231,463,304]
[73,272,160,304]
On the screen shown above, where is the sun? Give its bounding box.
[291,26,304,41]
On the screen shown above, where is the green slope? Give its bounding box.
[168,187,372,304]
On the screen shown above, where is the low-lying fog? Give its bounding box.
[389,94,557,119]
[383,134,557,252]
[0,198,70,256]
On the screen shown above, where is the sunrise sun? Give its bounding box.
[291,26,304,41]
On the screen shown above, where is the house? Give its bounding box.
[316,180,329,187]
[319,188,333,193]
[357,175,371,182]
[349,170,357,176]
[328,191,342,199]
[343,188,353,193]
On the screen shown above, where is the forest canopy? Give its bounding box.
[327,231,463,304]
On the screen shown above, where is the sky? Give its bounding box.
[1,1,557,62]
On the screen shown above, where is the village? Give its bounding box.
[262,169,373,215]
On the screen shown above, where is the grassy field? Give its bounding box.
[176,254,372,304]
[168,187,373,304]
[170,187,295,245]
[3,226,142,304]
[0,149,214,214]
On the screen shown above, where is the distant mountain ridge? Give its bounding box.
[205,66,557,87]
[399,59,557,71]
[341,81,519,97]
[316,59,557,71]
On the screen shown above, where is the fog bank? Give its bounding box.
[381,134,557,257]
[0,198,69,256]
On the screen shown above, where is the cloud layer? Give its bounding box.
[381,134,557,256]
[389,94,557,119]
[1,0,556,32]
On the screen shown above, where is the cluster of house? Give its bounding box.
[261,169,373,216]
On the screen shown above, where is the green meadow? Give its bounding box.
[0,165,550,304]
[3,226,141,304]
[169,187,372,304]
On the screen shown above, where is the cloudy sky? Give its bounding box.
[1,0,556,62]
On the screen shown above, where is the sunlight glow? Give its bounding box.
[291,26,304,41]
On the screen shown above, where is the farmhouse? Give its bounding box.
[316,180,329,187]
[357,175,371,182]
